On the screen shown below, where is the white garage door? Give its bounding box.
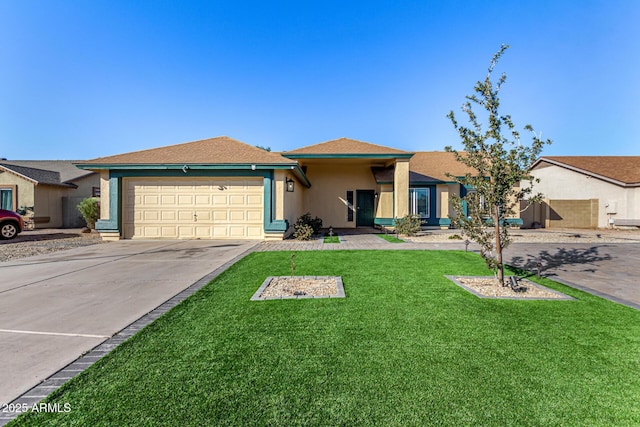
[123,178,264,239]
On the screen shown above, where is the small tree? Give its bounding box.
[446,45,551,286]
[77,197,100,229]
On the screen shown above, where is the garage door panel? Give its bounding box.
[247,195,262,205]
[124,178,264,239]
[229,195,245,205]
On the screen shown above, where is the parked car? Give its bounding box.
[0,209,24,240]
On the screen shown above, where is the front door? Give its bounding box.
[356,190,375,227]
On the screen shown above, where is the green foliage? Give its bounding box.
[394,214,421,236]
[77,197,100,229]
[293,212,322,240]
[448,234,463,240]
[446,44,552,285]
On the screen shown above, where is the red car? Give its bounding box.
[0,209,24,240]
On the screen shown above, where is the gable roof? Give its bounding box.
[0,160,96,187]
[371,151,475,184]
[533,156,640,187]
[282,137,413,158]
[80,136,297,166]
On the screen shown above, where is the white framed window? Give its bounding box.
[409,188,429,218]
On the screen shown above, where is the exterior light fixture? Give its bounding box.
[182,165,190,173]
[251,164,256,171]
[286,177,295,192]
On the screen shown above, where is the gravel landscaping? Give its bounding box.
[0,229,106,262]
[404,227,640,243]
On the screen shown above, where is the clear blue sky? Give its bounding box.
[1,0,638,160]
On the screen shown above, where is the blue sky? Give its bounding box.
[1,0,638,160]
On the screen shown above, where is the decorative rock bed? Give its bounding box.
[446,275,574,300]
[251,276,345,300]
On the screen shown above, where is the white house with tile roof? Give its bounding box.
[522,156,640,229]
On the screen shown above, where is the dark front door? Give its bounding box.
[356,190,375,227]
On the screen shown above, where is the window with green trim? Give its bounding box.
[409,188,429,218]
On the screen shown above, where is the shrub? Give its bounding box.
[394,214,421,236]
[293,212,322,240]
[77,197,100,229]
[449,234,463,240]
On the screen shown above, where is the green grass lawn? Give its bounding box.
[13,251,640,426]
[323,234,339,243]
[377,233,404,243]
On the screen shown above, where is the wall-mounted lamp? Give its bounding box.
[374,192,379,198]
[286,177,295,192]
[182,165,190,173]
[251,164,256,171]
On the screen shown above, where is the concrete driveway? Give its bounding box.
[504,242,640,310]
[0,239,257,405]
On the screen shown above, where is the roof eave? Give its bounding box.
[283,153,414,160]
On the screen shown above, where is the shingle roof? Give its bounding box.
[82,136,296,165]
[535,156,640,186]
[371,151,475,184]
[0,160,94,182]
[0,162,91,187]
[283,137,412,156]
[409,151,475,183]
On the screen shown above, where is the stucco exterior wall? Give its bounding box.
[98,170,110,220]
[376,184,394,219]
[526,163,637,228]
[302,162,378,228]
[0,171,34,210]
[283,174,304,235]
[394,160,409,218]
[34,185,66,228]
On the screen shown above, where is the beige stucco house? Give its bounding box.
[76,136,492,240]
[521,156,640,229]
[0,161,99,228]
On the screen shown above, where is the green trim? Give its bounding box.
[77,163,312,188]
[76,163,298,170]
[283,153,414,160]
[95,175,121,233]
[263,172,290,233]
[374,218,395,226]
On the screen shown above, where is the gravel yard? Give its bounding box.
[403,227,640,244]
[0,229,106,262]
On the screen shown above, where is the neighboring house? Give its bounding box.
[76,136,508,241]
[521,156,640,229]
[0,161,100,228]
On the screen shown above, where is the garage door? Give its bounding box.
[123,178,264,239]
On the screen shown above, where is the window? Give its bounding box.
[92,186,101,197]
[346,191,354,222]
[409,188,429,218]
[0,188,13,210]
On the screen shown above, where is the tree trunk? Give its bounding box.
[493,204,505,286]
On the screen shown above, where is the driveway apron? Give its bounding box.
[0,240,257,405]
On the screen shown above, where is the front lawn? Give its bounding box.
[323,234,339,243]
[377,233,404,243]
[14,251,640,426]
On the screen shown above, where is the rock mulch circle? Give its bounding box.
[251,276,345,300]
[446,275,574,300]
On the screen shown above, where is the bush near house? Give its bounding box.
[293,212,323,240]
[394,214,421,236]
[77,197,100,229]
